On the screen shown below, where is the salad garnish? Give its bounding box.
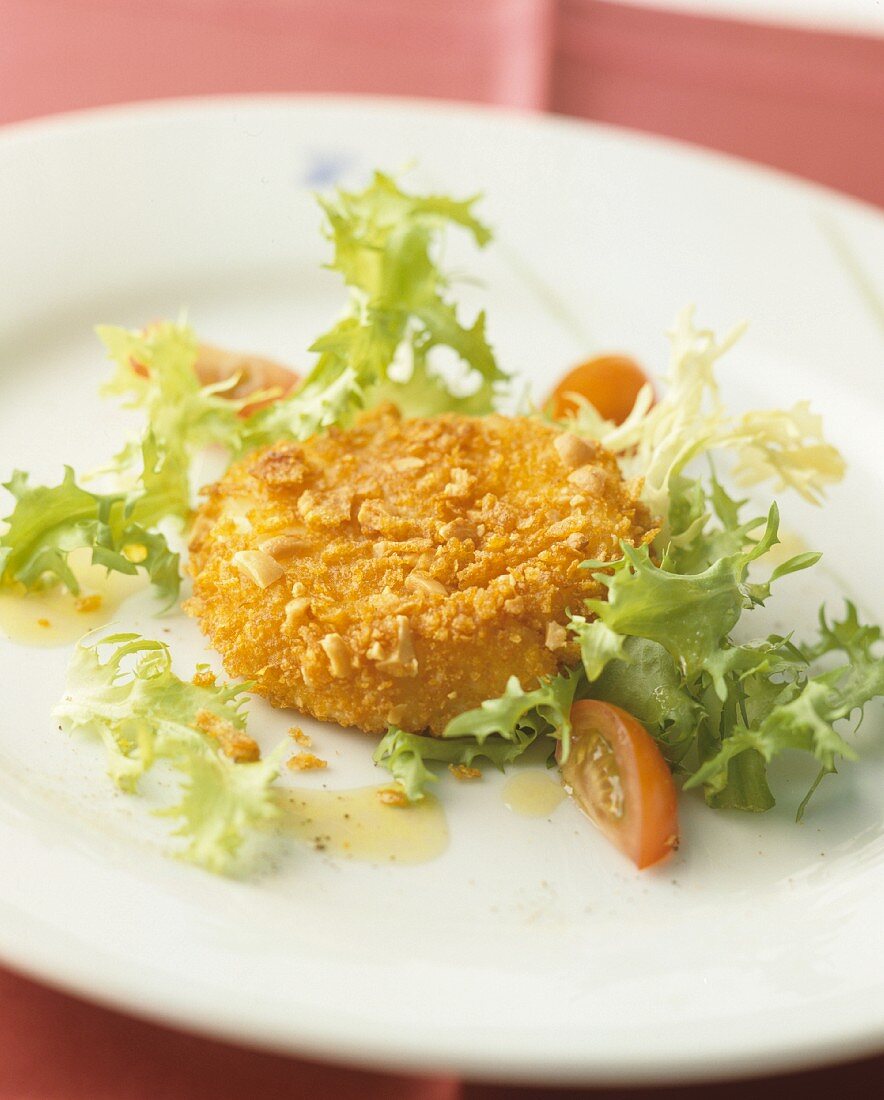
[0,168,880,875]
[375,668,581,802]
[190,170,507,455]
[0,434,184,603]
[53,633,283,872]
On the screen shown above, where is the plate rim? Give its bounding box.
[3,90,883,225]
[0,899,881,1086]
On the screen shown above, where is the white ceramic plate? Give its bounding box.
[0,97,882,1086]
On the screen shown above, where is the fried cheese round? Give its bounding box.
[186,405,655,735]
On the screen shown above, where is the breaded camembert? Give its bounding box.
[186,406,655,735]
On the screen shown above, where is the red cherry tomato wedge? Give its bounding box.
[548,354,651,425]
[558,701,678,869]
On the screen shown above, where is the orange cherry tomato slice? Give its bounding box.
[130,341,299,418]
[559,700,678,869]
[193,343,299,417]
[548,354,651,425]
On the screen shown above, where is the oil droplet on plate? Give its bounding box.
[279,785,448,865]
[0,548,148,647]
[503,769,566,818]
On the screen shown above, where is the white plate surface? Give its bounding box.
[0,97,882,1085]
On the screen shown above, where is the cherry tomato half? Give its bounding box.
[548,354,651,425]
[193,343,299,417]
[559,700,678,870]
[130,342,299,418]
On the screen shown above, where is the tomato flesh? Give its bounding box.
[129,345,299,418]
[548,354,651,425]
[559,700,678,869]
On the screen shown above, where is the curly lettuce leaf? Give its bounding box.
[373,668,582,799]
[98,317,368,483]
[240,172,508,449]
[96,175,506,471]
[566,307,845,524]
[0,324,236,607]
[728,402,847,502]
[235,359,368,452]
[690,634,808,812]
[443,667,583,757]
[0,436,184,603]
[666,476,766,574]
[686,604,882,814]
[98,320,258,475]
[580,503,809,679]
[373,725,539,802]
[53,633,282,873]
[566,479,881,814]
[157,745,283,873]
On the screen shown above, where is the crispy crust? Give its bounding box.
[186,406,655,735]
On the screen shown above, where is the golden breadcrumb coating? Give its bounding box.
[186,405,655,735]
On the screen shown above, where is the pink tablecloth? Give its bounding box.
[2,963,883,1098]
[0,965,458,1099]
[1,1,882,1096]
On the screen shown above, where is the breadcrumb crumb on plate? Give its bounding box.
[288,726,313,747]
[286,751,328,772]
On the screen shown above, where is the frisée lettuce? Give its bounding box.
[53,634,284,873]
[575,485,882,813]
[567,306,846,524]
[0,435,185,603]
[374,668,582,800]
[3,173,506,606]
[98,320,263,488]
[100,176,509,469]
[239,171,509,449]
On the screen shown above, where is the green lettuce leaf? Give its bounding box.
[580,503,811,679]
[98,316,368,487]
[686,603,883,814]
[373,668,582,799]
[372,725,539,802]
[234,359,368,452]
[98,320,256,478]
[566,616,626,681]
[94,175,507,485]
[577,635,702,766]
[53,633,283,873]
[443,667,583,758]
[240,171,508,449]
[0,436,184,603]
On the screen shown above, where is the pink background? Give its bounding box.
[1,0,883,1096]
